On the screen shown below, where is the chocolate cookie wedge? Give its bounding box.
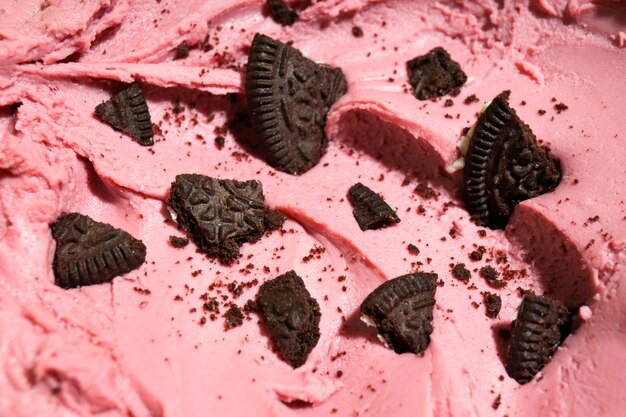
[51,213,146,289]
[464,91,561,228]
[361,273,438,354]
[506,295,570,384]
[256,270,321,368]
[246,33,347,175]
[407,47,467,100]
[348,182,400,231]
[95,82,154,146]
[167,174,284,264]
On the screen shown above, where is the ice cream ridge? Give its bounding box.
[0,0,624,416]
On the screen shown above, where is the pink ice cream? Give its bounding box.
[0,0,625,416]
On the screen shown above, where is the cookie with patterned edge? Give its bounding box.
[51,213,146,289]
[361,273,438,354]
[95,82,154,146]
[167,174,284,264]
[464,91,561,228]
[256,270,321,368]
[506,294,570,384]
[348,182,400,231]
[246,33,347,175]
[406,47,467,100]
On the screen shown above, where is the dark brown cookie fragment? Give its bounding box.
[406,47,467,100]
[464,91,561,228]
[224,305,244,329]
[167,174,284,263]
[482,292,502,318]
[51,213,146,289]
[264,210,286,231]
[506,295,570,384]
[480,266,506,288]
[348,183,400,231]
[174,44,189,59]
[267,0,298,26]
[361,273,438,354]
[246,33,347,175]
[95,82,154,146]
[256,270,321,368]
[169,235,189,248]
[452,263,471,282]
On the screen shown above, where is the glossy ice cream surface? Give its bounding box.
[0,0,625,416]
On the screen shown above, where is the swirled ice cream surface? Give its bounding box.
[0,0,625,416]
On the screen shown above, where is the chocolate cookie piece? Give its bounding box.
[263,210,286,231]
[452,263,471,282]
[95,82,154,146]
[464,91,561,228]
[506,295,570,384]
[51,213,146,289]
[348,183,400,231]
[169,235,189,248]
[256,270,321,368]
[267,0,298,26]
[480,266,506,288]
[482,292,502,318]
[406,47,467,100]
[361,273,438,354]
[246,33,347,175]
[167,174,283,263]
[224,305,244,329]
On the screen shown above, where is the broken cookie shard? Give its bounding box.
[95,82,154,146]
[267,0,298,26]
[506,295,570,384]
[256,270,321,368]
[406,47,467,100]
[361,273,437,354]
[167,174,283,264]
[246,33,347,175]
[51,213,146,289]
[463,91,561,228]
[348,182,400,231]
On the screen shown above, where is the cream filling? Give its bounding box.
[445,100,492,173]
[360,314,393,349]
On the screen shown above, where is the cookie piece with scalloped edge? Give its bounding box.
[464,91,561,228]
[246,33,347,175]
[361,273,438,354]
[51,213,146,289]
[95,82,154,146]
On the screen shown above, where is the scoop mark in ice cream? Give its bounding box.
[51,213,146,289]
[506,295,571,384]
[406,47,467,100]
[267,0,298,26]
[360,273,437,355]
[348,182,400,231]
[256,270,321,368]
[94,82,154,146]
[463,91,561,228]
[246,33,347,175]
[166,174,285,264]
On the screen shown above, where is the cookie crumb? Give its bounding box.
[169,235,189,248]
